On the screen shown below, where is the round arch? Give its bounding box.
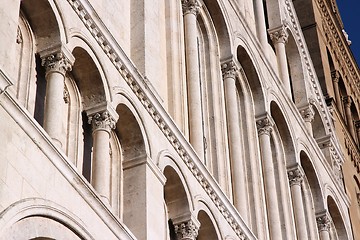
[20,0,64,51]
[236,44,266,116]
[327,196,348,239]
[270,100,296,166]
[194,199,222,240]
[0,198,94,240]
[201,0,232,60]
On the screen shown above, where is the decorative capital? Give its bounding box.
[288,166,304,186]
[41,51,72,76]
[182,0,201,16]
[343,96,352,108]
[174,219,199,239]
[88,111,116,133]
[316,212,331,232]
[269,26,289,44]
[331,70,340,83]
[221,60,239,80]
[300,105,315,123]
[256,115,274,136]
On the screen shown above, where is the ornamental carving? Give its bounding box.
[343,96,352,108]
[269,26,289,44]
[316,214,331,232]
[300,105,315,123]
[256,116,274,136]
[221,61,239,79]
[41,52,72,76]
[331,70,340,83]
[288,167,304,186]
[88,111,116,132]
[181,0,201,16]
[174,220,199,239]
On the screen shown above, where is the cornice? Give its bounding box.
[66,0,255,239]
[317,0,360,97]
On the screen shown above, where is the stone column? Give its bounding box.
[355,120,360,145]
[343,96,356,139]
[221,60,248,223]
[182,0,204,160]
[254,0,268,49]
[174,218,200,240]
[316,212,331,240]
[88,109,117,204]
[269,26,292,98]
[256,115,282,239]
[331,70,342,114]
[300,105,315,136]
[41,48,74,147]
[288,165,308,240]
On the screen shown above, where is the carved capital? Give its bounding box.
[221,60,239,80]
[343,96,352,108]
[331,70,340,83]
[88,111,116,133]
[174,219,199,239]
[316,213,331,232]
[269,26,289,44]
[355,120,360,131]
[256,115,274,136]
[41,51,72,76]
[300,105,315,123]
[288,166,304,186]
[182,0,201,16]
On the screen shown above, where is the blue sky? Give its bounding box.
[337,1,360,66]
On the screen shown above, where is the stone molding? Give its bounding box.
[287,165,305,186]
[316,212,331,232]
[256,115,274,136]
[268,25,289,44]
[300,105,315,123]
[174,219,199,239]
[221,60,239,80]
[66,1,255,238]
[181,0,201,16]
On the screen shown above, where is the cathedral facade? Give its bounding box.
[0,0,358,239]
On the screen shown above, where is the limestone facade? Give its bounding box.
[0,0,357,239]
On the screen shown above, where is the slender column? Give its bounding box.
[254,0,268,49]
[174,218,200,240]
[343,96,356,139]
[41,49,73,147]
[256,115,282,239]
[269,26,292,98]
[288,165,308,240]
[316,212,331,240]
[88,110,116,204]
[300,105,315,136]
[355,120,360,145]
[182,0,204,160]
[221,61,248,223]
[331,70,342,114]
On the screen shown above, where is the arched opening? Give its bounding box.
[327,196,348,239]
[197,210,219,240]
[301,151,324,238]
[1,216,83,240]
[164,166,191,239]
[286,32,307,106]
